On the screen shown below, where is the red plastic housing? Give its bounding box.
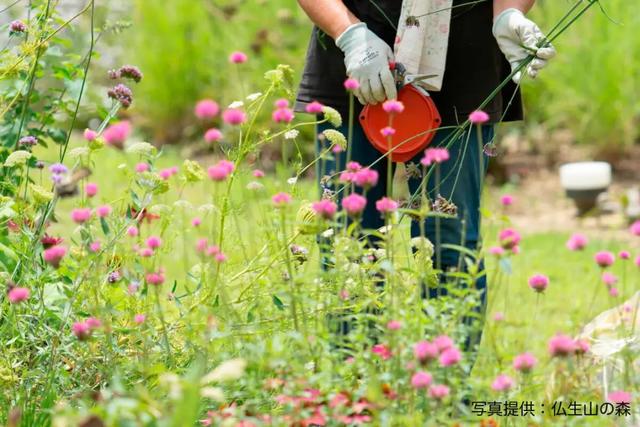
[359,84,441,163]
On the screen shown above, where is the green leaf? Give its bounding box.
[100,217,110,235]
[272,295,285,310]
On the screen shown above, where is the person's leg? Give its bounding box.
[407,126,494,350]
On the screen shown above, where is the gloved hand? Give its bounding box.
[493,8,556,83]
[336,22,397,105]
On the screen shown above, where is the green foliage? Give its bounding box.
[525,0,640,146]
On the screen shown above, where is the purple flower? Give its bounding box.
[118,65,143,83]
[19,136,37,147]
[49,163,68,175]
[107,83,134,108]
[9,20,27,35]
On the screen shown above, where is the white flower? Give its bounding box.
[246,181,264,191]
[246,92,262,101]
[173,199,192,209]
[321,228,334,238]
[201,358,246,384]
[68,147,89,159]
[198,203,215,214]
[4,150,31,167]
[287,177,298,185]
[228,101,244,109]
[284,129,299,140]
[126,141,157,156]
[201,387,224,401]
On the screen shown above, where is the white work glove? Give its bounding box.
[492,8,556,83]
[335,22,397,105]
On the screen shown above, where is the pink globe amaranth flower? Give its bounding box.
[135,162,149,173]
[371,343,392,360]
[629,220,640,236]
[159,168,174,180]
[83,128,97,141]
[574,339,590,355]
[339,171,354,183]
[204,128,223,143]
[346,161,362,172]
[139,248,154,258]
[134,314,146,324]
[439,347,462,367]
[85,182,98,197]
[414,341,438,363]
[43,245,66,268]
[341,193,367,216]
[127,226,139,237]
[96,204,112,218]
[217,160,235,174]
[352,168,379,189]
[566,233,588,251]
[146,236,162,249]
[433,335,454,352]
[222,108,247,126]
[548,333,576,357]
[528,274,549,293]
[382,99,405,114]
[305,101,324,114]
[608,390,632,404]
[312,199,337,220]
[194,99,220,120]
[609,287,619,297]
[493,312,505,321]
[500,194,514,206]
[272,192,292,207]
[619,250,631,260]
[215,252,227,263]
[89,241,101,252]
[594,251,615,268]
[491,374,514,392]
[72,321,91,340]
[468,110,490,124]
[229,51,248,64]
[343,78,360,91]
[428,384,450,400]
[513,352,537,373]
[86,317,102,329]
[386,320,402,330]
[411,371,433,389]
[376,197,398,214]
[489,246,505,257]
[145,271,165,286]
[206,245,220,256]
[380,126,396,137]
[192,217,202,227]
[71,208,92,224]
[601,271,618,287]
[274,98,289,109]
[8,287,30,304]
[196,238,208,252]
[499,228,521,250]
[272,107,295,123]
[421,147,450,166]
[103,121,131,149]
[332,144,343,153]
[252,169,265,178]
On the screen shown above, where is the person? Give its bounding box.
[294,0,555,348]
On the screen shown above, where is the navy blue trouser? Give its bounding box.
[317,119,493,349]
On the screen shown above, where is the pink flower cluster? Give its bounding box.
[103,121,131,149]
[222,108,246,126]
[342,194,367,216]
[528,274,549,293]
[421,148,450,166]
[195,99,220,120]
[208,159,235,181]
[548,334,590,357]
[312,200,337,220]
[375,197,398,214]
[499,228,521,251]
[272,98,295,124]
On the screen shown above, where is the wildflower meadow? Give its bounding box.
[1,1,639,426]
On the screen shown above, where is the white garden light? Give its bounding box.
[559,162,612,215]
